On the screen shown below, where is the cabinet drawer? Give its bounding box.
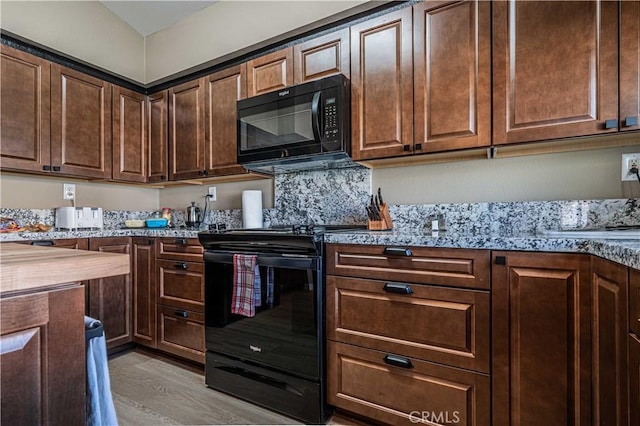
[157,259,203,312]
[328,341,490,426]
[156,237,203,262]
[158,305,204,364]
[327,276,490,373]
[326,244,489,290]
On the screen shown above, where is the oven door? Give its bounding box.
[204,252,321,380]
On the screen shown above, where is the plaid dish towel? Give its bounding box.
[231,254,257,317]
[254,264,262,308]
[266,266,274,307]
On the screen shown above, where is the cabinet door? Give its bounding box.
[631,268,640,336]
[88,237,132,352]
[147,90,169,183]
[413,1,490,153]
[0,45,51,173]
[493,1,618,144]
[132,238,156,348]
[51,64,112,178]
[620,0,640,131]
[591,256,628,426]
[205,64,247,176]
[630,333,640,426]
[492,252,591,426]
[247,48,293,97]
[350,8,413,160]
[293,28,350,84]
[168,78,206,180]
[113,86,146,182]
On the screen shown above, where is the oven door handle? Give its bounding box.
[204,252,318,270]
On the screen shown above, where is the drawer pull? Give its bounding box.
[174,262,188,270]
[175,238,187,245]
[31,240,54,246]
[383,247,412,257]
[383,354,413,369]
[174,310,188,318]
[383,282,413,295]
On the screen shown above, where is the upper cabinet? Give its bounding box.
[294,28,350,84]
[112,86,146,183]
[147,91,169,183]
[51,64,112,179]
[620,1,639,131]
[0,45,51,173]
[413,0,491,153]
[168,78,206,180]
[350,8,414,161]
[204,64,247,176]
[247,48,293,97]
[493,0,619,144]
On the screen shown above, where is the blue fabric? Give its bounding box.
[254,264,262,307]
[86,326,118,426]
[267,266,274,307]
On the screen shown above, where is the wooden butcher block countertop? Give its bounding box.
[0,242,129,295]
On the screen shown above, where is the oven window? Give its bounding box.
[205,261,319,380]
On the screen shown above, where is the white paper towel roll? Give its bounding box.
[242,190,263,229]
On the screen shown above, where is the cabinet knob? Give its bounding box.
[174,309,188,318]
[174,262,188,270]
[53,166,61,172]
[383,282,413,294]
[383,247,412,257]
[624,116,638,127]
[414,143,422,151]
[160,175,166,181]
[42,165,51,171]
[403,145,411,152]
[202,170,208,176]
[604,119,618,129]
[174,238,187,245]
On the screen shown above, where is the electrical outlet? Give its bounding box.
[208,186,217,201]
[63,183,76,200]
[621,153,640,181]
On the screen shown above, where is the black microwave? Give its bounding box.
[237,74,351,173]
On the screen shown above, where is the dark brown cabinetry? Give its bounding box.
[204,64,247,176]
[0,45,51,173]
[630,333,640,426]
[326,244,491,425]
[492,252,591,426]
[88,237,132,352]
[413,0,491,153]
[112,86,146,182]
[132,237,156,348]
[247,48,293,97]
[631,268,640,337]
[156,237,205,363]
[168,78,206,180]
[51,64,112,178]
[350,8,413,161]
[590,256,629,426]
[1,284,85,425]
[493,1,619,144]
[147,91,169,183]
[621,0,640,131]
[293,28,350,84]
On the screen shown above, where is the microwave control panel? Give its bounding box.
[323,97,339,142]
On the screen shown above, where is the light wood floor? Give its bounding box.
[108,349,367,426]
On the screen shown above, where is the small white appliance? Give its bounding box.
[55,207,103,230]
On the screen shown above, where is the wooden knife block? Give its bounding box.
[368,203,393,230]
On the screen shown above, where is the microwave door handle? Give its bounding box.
[311,91,322,142]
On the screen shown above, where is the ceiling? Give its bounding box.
[99,1,218,37]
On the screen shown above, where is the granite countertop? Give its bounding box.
[0,227,638,270]
[0,243,130,295]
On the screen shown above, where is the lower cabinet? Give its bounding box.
[88,237,133,353]
[155,237,205,364]
[492,251,591,426]
[1,284,85,425]
[630,333,640,426]
[132,237,157,348]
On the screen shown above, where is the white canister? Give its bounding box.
[242,190,263,229]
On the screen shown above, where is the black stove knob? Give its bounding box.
[293,225,302,234]
[306,224,315,235]
[218,223,227,232]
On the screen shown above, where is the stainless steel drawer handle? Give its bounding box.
[174,262,188,270]
[383,354,413,369]
[383,247,412,257]
[383,282,413,295]
[174,310,188,318]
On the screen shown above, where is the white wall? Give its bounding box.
[144,0,368,83]
[0,0,145,82]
